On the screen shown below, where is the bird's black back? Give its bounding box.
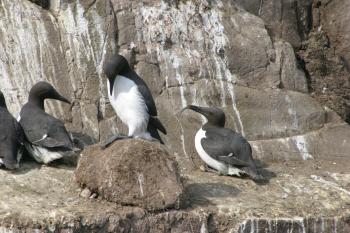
[201,127,255,167]
[19,102,73,150]
[123,70,158,117]
[0,107,23,165]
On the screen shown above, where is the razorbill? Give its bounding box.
[0,91,24,169]
[19,81,76,164]
[181,105,263,180]
[102,54,167,148]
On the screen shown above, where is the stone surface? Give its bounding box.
[1,158,350,232]
[298,0,350,124]
[0,0,345,163]
[75,139,183,211]
[0,0,350,230]
[233,0,313,48]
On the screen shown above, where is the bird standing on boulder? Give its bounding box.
[181,105,264,180]
[102,54,167,148]
[19,81,76,164]
[0,91,24,170]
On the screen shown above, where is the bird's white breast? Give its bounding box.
[24,142,63,164]
[195,128,228,173]
[107,75,149,136]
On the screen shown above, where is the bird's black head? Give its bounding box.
[28,81,71,108]
[104,54,131,95]
[181,105,226,128]
[0,91,7,109]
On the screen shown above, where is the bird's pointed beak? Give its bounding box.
[180,105,204,114]
[52,90,71,104]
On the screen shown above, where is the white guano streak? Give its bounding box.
[202,9,245,136]
[285,95,313,160]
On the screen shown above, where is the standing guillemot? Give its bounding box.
[181,105,264,180]
[101,54,167,148]
[19,81,76,164]
[0,91,24,169]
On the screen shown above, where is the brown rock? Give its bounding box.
[75,139,184,211]
[298,0,350,124]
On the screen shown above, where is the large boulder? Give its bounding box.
[75,139,184,211]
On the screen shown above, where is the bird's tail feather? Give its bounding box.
[147,123,164,144]
[149,116,167,135]
[241,166,265,181]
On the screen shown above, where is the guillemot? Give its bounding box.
[19,81,76,164]
[0,91,24,169]
[102,54,167,148]
[181,105,263,180]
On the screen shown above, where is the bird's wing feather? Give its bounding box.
[13,118,24,145]
[130,71,158,116]
[20,106,73,149]
[32,119,73,149]
[201,127,254,167]
[149,116,167,134]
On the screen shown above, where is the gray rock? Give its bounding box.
[298,0,350,124]
[1,0,344,164]
[75,139,184,211]
[1,159,350,232]
[234,0,313,48]
[0,0,350,187]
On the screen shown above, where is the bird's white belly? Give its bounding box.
[108,75,149,136]
[195,128,228,173]
[24,141,63,164]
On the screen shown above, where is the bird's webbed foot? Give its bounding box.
[100,135,132,149]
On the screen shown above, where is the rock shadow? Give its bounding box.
[9,161,41,175]
[9,151,77,175]
[71,132,97,150]
[184,182,240,207]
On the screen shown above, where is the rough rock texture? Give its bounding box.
[233,0,313,48]
[75,139,183,211]
[0,0,347,165]
[298,0,350,124]
[0,0,350,231]
[1,159,350,232]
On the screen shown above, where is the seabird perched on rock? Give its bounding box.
[0,91,24,169]
[19,81,76,164]
[102,54,167,148]
[181,105,264,180]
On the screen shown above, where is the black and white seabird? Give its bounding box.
[102,54,167,148]
[181,105,263,180]
[19,81,76,164]
[0,91,24,170]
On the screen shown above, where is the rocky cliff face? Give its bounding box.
[0,0,350,232]
[0,0,348,165]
